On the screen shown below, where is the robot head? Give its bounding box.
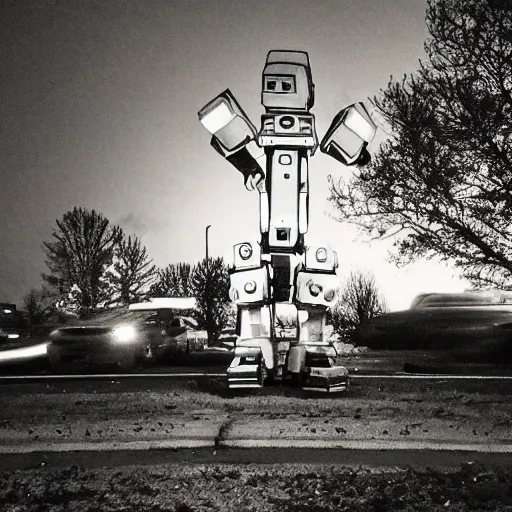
[261,50,315,112]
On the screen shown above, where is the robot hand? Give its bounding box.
[244,170,265,191]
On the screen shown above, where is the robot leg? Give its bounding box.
[227,306,275,389]
[289,245,349,392]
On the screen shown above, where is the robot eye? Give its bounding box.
[266,80,277,91]
[282,81,292,92]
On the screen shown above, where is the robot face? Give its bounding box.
[261,51,315,112]
[263,75,296,94]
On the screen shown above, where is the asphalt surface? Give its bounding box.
[5,446,512,472]
[4,347,512,377]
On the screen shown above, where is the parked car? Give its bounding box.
[47,298,207,371]
[355,291,512,363]
[0,303,28,341]
[0,328,9,345]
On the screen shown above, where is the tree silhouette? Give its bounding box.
[150,262,194,298]
[329,0,512,289]
[328,270,387,343]
[191,257,231,344]
[23,287,54,327]
[150,258,232,343]
[106,233,157,305]
[42,207,121,316]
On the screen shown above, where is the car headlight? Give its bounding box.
[112,325,138,344]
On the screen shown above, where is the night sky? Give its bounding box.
[0,0,468,310]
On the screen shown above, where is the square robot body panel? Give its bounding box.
[258,112,318,149]
[294,271,339,308]
[304,245,339,272]
[232,242,262,270]
[268,149,301,251]
[261,51,315,112]
[229,266,269,305]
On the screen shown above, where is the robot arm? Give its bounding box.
[210,137,264,191]
[199,89,265,191]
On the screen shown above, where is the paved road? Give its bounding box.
[3,347,512,378]
[5,446,512,472]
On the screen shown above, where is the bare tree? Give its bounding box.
[106,233,157,305]
[329,0,512,289]
[329,270,388,342]
[42,207,122,316]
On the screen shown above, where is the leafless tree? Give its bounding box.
[329,0,512,289]
[42,207,122,316]
[329,270,388,342]
[106,233,157,305]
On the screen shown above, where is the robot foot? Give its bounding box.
[301,366,350,392]
[227,354,266,389]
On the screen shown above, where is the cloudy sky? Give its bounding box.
[0,0,469,310]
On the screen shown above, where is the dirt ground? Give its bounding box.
[2,461,512,511]
[2,376,512,510]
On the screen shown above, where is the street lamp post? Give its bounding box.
[205,224,212,345]
[205,224,211,262]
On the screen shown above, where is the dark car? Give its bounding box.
[0,303,28,342]
[355,291,512,363]
[47,298,207,371]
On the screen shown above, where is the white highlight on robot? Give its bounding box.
[200,100,235,134]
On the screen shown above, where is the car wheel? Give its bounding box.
[117,352,137,372]
[257,355,268,387]
[290,372,304,388]
[47,345,62,373]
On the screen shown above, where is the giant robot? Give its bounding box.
[198,50,376,392]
